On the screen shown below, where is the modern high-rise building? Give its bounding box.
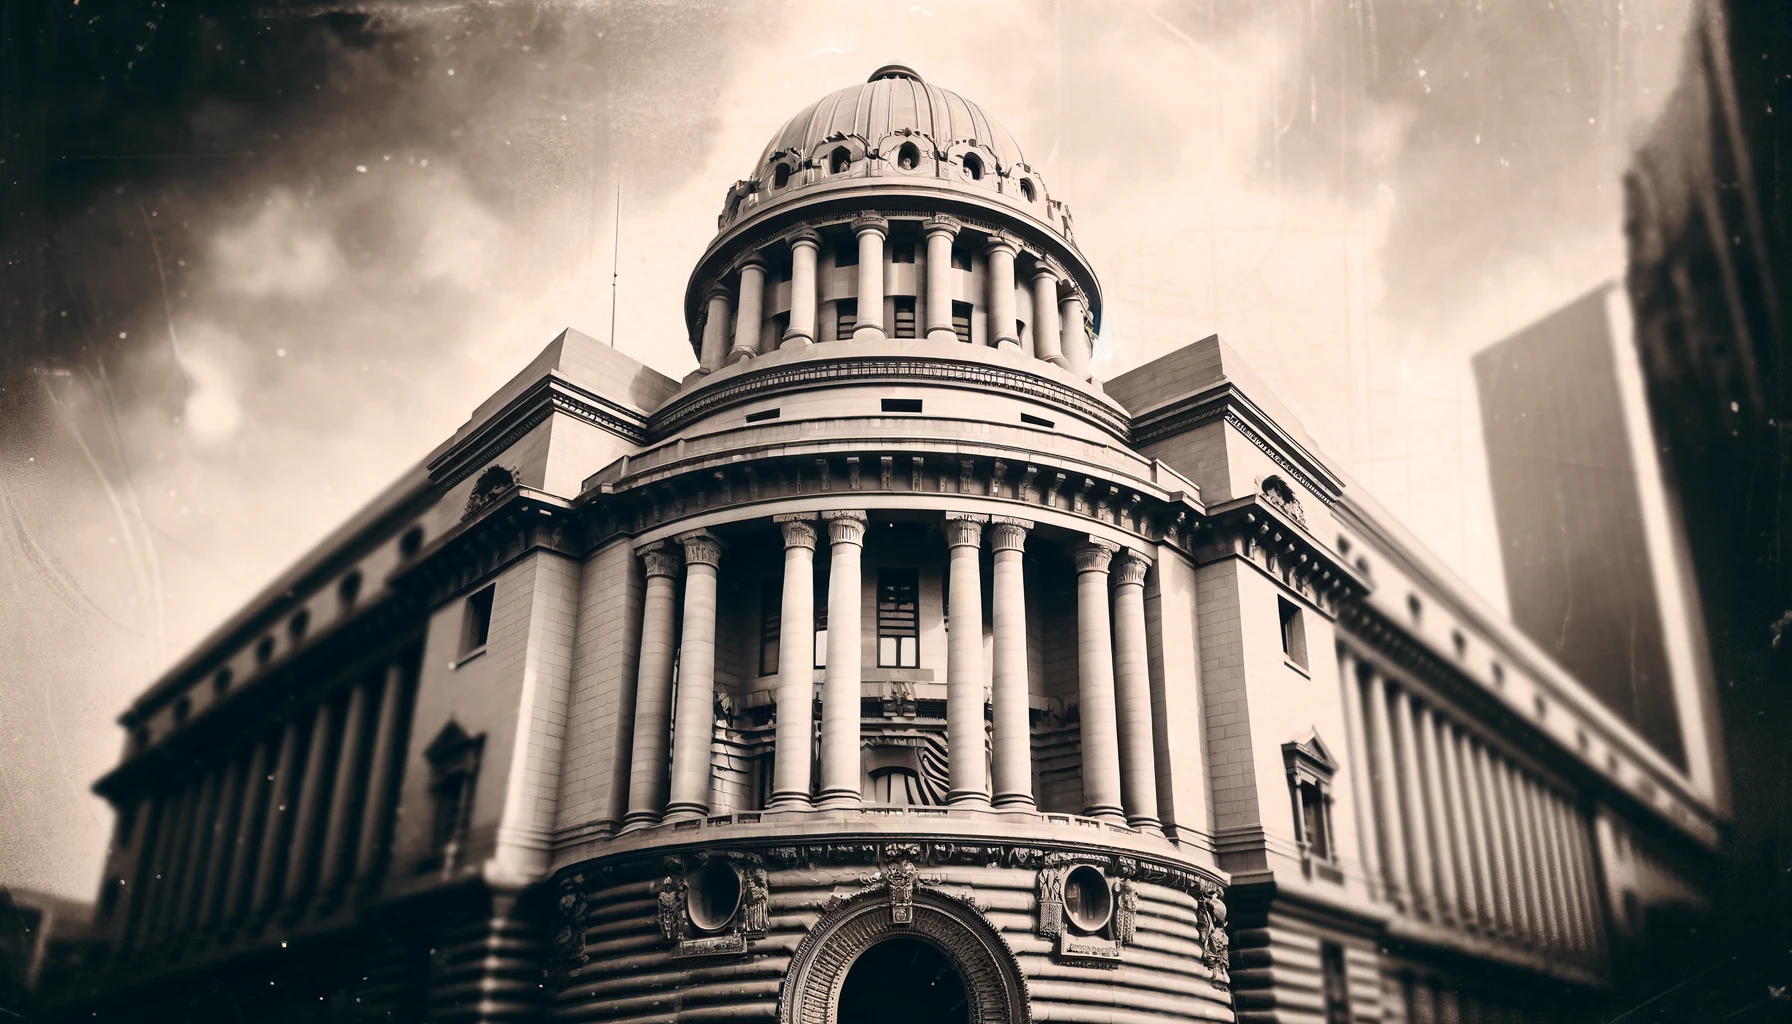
[56,67,1723,1024]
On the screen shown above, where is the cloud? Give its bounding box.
[210,190,347,299]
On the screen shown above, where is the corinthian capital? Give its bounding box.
[778,519,818,551]
[639,543,683,579]
[1072,538,1119,574]
[823,510,868,546]
[1113,551,1152,587]
[678,530,724,568]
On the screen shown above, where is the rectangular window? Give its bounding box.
[950,246,971,271]
[1020,413,1054,428]
[1300,780,1330,860]
[893,297,917,339]
[882,398,923,413]
[890,240,916,264]
[834,240,858,268]
[836,298,858,338]
[461,585,495,654]
[759,577,781,677]
[1279,597,1308,669]
[744,408,780,423]
[951,301,973,344]
[813,568,829,669]
[877,569,920,668]
[1321,943,1351,1024]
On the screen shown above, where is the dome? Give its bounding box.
[717,66,1074,242]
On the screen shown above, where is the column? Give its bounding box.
[728,256,766,363]
[149,782,202,941]
[985,233,1021,350]
[1112,549,1161,833]
[1564,805,1607,961]
[698,284,733,372]
[136,789,186,947]
[851,214,888,342]
[251,719,302,919]
[944,515,989,806]
[624,544,683,827]
[666,532,724,820]
[221,739,272,924]
[172,768,223,936]
[1541,791,1586,955]
[1441,723,1488,932]
[352,662,409,886]
[194,752,246,930]
[768,517,819,809]
[783,229,821,348]
[1491,757,1535,943]
[923,215,961,343]
[1031,263,1068,367]
[1471,740,1515,936]
[989,519,1035,810]
[1073,539,1124,821]
[1365,670,1411,910]
[1059,293,1090,378]
[1337,651,1383,901]
[1393,688,1437,919]
[1417,704,1460,924]
[282,702,335,909]
[818,512,868,808]
[1524,779,1567,951]
[317,679,375,897]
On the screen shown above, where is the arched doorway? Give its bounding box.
[836,936,970,1024]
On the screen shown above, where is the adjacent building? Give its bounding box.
[57,66,1725,1024]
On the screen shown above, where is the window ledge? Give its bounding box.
[452,647,488,670]
[1283,658,1311,679]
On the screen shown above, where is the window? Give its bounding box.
[1321,943,1351,1024]
[213,668,232,695]
[877,569,919,668]
[400,525,424,559]
[1407,593,1422,622]
[962,153,983,181]
[1283,733,1339,875]
[1278,597,1308,669]
[881,398,922,413]
[829,147,851,175]
[1491,661,1505,686]
[255,635,275,665]
[951,301,972,343]
[461,585,495,655]
[1020,413,1054,428]
[896,142,920,170]
[289,609,310,641]
[173,697,191,725]
[773,163,791,189]
[1018,178,1035,202]
[836,298,858,337]
[423,721,483,870]
[338,571,362,607]
[950,246,971,271]
[759,578,781,677]
[892,297,917,338]
[1451,630,1466,657]
[744,408,780,423]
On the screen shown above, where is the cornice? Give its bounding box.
[1130,383,1345,507]
[430,374,651,493]
[388,487,584,611]
[1193,498,1366,615]
[649,355,1129,440]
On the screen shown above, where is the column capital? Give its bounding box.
[922,214,962,239]
[1072,538,1119,574]
[823,510,869,545]
[988,520,1031,553]
[677,530,724,568]
[638,543,683,578]
[787,226,823,250]
[704,280,736,303]
[1031,264,1060,285]
[1114,551,1152,587]
[984,231,1021,258]
[944,515,985,549]
[779,519,818,551]
[851,212,890,237]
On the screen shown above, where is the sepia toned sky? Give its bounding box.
[0,0,1692,900]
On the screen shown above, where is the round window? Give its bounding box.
[1062,865,1113,934]
[686,861,745,933]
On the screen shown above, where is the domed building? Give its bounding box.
[61,68,1724,1024]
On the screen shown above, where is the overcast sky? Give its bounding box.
[0,0,1692,900]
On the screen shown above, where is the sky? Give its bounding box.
[0,0,1693,901]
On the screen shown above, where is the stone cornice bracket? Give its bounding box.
[1113,550,1152,587]
[676,530,724,568]
[922,214,962,239]
[776,514,818,551]
[851,212,890,237]
[638,542,683,578]
[823,510,868,545]
[984,231,1021,258]
[988,519,1033,553]
[1072,537,1119,574]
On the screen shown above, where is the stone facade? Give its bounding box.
[60,65,1722,1024]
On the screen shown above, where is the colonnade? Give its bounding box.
[694,213,1095,379]
[1338,649,1606,963]
[619,512,1164,833]
[121,661,412,954]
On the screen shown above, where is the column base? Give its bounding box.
[765,793,814,811]
[991,794,1037,811]
[946,790,992,809]
[851,326,886,343]
[780,334,813,350]
[994,338,1021,352]
[1081,803,1125,823]
[727,347,755,365]
[662,803,708,822]
[815,790,863,810]
[925,327,957,344]
[1126,816,1164,837]
[1043,354,1072,370]
[619,811,663,833]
